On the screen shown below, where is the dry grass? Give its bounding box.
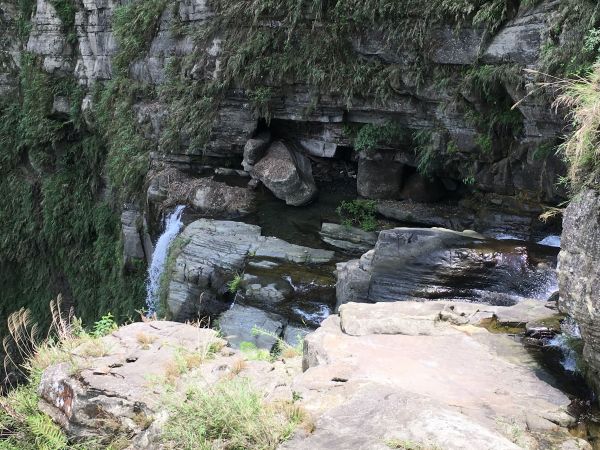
[230,358,247,376]
[136,332,157,349]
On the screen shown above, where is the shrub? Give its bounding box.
[337,199,378,232]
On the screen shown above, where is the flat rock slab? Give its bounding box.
[338,300,557,336]
[289,303,587,450]
[319,222,378,254]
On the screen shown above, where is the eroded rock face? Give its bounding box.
[336,227,558,309]
[251,141,318,206]
[558,189,600,393]
[165,219,334,321]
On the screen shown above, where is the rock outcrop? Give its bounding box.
[288,302,587,450]
[37,303,590,449]
[21,0,577,204]
[336,227,558,309]
[558,189,600,393]
[165,219,334,321]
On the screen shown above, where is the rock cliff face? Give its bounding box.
[0,0,594,346]
[558,189,600,392]
[17,0,579,203]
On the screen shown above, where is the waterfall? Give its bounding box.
[145,205,186,315]
[548,317,582,372]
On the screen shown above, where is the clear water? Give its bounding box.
[145,205,186,315]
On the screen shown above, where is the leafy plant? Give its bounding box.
[227,273,244,294]
[239,341,272,361]
[337,199,378,232]
[354,122,406,152]
[91,313,118,338]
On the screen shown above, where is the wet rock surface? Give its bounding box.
[558,189,600,393]
[165,219,334,322]
[319,222,378,254]
[336,227,558,309]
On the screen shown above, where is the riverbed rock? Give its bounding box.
[251,141,318,206]
[558,189,600,394]
[165,219,334,321]
[219,304,286,349]
[357,156,404,199]
[319,222,378,254]
[336,226,557,309]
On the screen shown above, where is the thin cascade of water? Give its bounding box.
[548,317,582,372]
[145,205,186,315]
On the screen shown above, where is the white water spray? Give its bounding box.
[145,205,186,314]
[548,317,582,372]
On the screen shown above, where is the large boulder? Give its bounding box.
[165,219,334,321]
[558,189,600,393]
[336,227,558,309]
[357,156,404,199]
[251,141,318,206]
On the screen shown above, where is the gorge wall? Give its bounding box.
[1,0,599,328]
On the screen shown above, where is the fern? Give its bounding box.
[27,414,68,450]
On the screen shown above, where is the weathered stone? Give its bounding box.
[338,300,558,337]
[219,304,286,349]
[121,208,146,269]
[242,131,271,171]
[336,227,558,309]
[191,178,255,217]
[558,189,600,394]
[251,141,318,206]
[166,219,334,321]
[38,322,224,441]
[288,303,582,450]
[319,223,378,254]
[357,156,404,199]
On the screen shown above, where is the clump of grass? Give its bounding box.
[336,199,378,232]
[227,273,244,294]
[239,342,272,362]
[136,332,157,349]
[554,63,600,191]
[112,0,168,73]
[252,326,303,359]
[162,378,305,449]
